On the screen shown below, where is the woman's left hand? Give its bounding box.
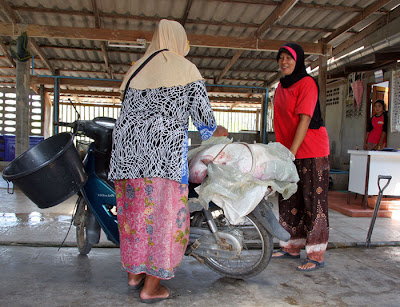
[213,125,229,137]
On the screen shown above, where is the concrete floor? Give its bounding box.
[0,246,399,306]
[1,177,400,306]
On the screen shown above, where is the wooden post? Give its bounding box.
[15,60,30,158]
[54,76,60,134]
[318,55,327,121]
[39,84,45,136]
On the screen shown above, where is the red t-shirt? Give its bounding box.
[367,114,387,144]
[273,76,330,159]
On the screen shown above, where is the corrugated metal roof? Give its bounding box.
[0,0,398,103]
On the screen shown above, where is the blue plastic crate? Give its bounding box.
[0,135,4,161]
[1,135,44,161]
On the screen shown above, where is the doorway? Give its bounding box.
[366,81,389,129]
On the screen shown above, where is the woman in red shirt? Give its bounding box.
[272,43,330,271]
[363,99,387,150]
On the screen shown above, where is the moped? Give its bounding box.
[40,117,291,279]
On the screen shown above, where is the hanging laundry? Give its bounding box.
[351,79,364,108]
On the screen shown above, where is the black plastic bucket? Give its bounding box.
[2,132,87,209]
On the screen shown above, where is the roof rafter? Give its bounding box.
[216,0,298,83]
[0,0,56,75]
[37,43,314,62]
[181,0,194,27]
[301,0,399,78]
[323,0,393,44]
[333,5,400,57]
[91,0,113,79]
[29,39,56,74]
[0,22,328,55]
[210,0,389,13]
[0,38,15,68]
[9,5,359,35]
[268,0,396,86]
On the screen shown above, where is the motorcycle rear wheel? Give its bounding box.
[74,198,93,255]
[193,208,273,279]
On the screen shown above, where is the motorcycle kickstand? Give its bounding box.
[188,251,205,264]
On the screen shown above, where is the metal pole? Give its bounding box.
[262,87,269,144]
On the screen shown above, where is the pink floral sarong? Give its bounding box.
[115,177,189,280]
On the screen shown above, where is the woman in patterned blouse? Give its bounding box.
[109,19,226,303]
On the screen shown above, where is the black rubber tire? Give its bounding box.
[75,198,93,255]
[193,209,273,279]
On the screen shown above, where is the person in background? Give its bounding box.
[272,42,330,272]
[109,19,226,303]
[364,99,387,150]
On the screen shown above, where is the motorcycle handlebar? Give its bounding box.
[55,121,76,128]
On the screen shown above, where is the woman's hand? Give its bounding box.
[290,114,311,156]
[213,125,229,137]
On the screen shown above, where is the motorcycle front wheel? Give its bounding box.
[192,207,273,279]
[74,197,93,255]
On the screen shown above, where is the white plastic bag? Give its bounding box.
[194,142,299,224]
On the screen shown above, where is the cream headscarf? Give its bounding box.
[120,19,203,91]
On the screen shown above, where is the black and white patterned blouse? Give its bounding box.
[109,80,216,184]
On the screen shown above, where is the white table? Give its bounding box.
[347,150,400,209]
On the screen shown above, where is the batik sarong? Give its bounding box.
[278,156,329,262]
[115,177,189,279]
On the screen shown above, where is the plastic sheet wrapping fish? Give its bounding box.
[188,139,299,224]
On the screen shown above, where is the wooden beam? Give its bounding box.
[24,54,279,73]
[215,50,244,83]
[91,0,113,79]
[0,38,16,67]
[91,0,101,28]
[2,68,268,85]
[29,39,55,75]
[39,43,294,62]
[333,5,400,56]
[210,0,389,13]
[309,5,400,71]
[181,0,194,27]
[0,22,329,55]
[39,77,266,93]
[324,0,392,44]
[256,0,298,38]
[0,0,21,23]
[8,3,347,36]
[30,80,40,94]
[100,41,113,78]
[12,2,389,16]
[0,0,56,79]
[216,0,298,83]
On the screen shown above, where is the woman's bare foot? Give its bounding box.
[140,275,169,300]
[140,284,170,300]
[128,272,145,287]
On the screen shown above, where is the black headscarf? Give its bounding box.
[276,42,324,129]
